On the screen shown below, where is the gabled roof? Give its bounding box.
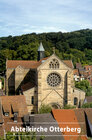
[24,113,64,140]
[7,57,74,69]
[0,95,28,117]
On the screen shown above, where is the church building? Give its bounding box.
[6,43,85,113]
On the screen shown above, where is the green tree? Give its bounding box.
[38,104,52,114]
[75,80,92,96]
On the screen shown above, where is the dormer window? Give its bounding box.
[49,59,59,69]
[14,112,18,122]
[5,112,9,117]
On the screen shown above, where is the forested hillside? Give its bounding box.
[0,29,92,74]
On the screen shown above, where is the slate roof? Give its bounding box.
[85,96,92,103]
[0,95,28,117]
[23,113,64,140]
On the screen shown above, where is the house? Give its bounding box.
[74,63,92,86]
[52,109,92,140]
[23,113,64,140]
[23,108,92,140]
[0,95,28,138]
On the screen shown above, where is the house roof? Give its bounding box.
[74,108,92,137]
[52,109,87,140]
[76,63,82,69]
[24,113,64,140]
[0,95,28,117]
[73,69,79,76]
[7,57,74,69]
[84,65,92,71]
[63,60,74,69]
[21,82,35,92]
[4,117,23,133]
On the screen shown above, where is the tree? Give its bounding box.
[75,80,92,96]
[38,104,52,114]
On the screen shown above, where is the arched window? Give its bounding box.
[49,59,59,69]
[74,97,78,105]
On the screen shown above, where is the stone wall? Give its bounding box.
[23,87,38,113]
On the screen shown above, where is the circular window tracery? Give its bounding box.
[47,73,61,87]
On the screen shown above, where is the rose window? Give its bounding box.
[47,73,61,87]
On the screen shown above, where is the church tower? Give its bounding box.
[38,42,45,61]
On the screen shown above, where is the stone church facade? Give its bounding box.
[5,43,85,113]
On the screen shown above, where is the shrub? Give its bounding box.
[82,102,92,108]
[64,104,76,109]
[38,104,52,114]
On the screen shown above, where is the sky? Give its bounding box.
[0,0,92,37]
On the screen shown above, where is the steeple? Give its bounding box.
[38,42,45,61]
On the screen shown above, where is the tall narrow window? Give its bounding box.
[74,97,78,105]
[49,59,59,69]
[31,96,34,105]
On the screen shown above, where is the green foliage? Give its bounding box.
[82,103,92,108]
[1,132,45,140]
[75,80,92,96]
[38,104,52,114]
[63,104,76,109]
[0,29,92,74]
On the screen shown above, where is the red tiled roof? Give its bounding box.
[52,109,87,140]
[73,69,79,75]
[84,65,92,71]
[63,60,74,69]
[7,60,41,69]
[7,58,74,69]
[0,95,28,117]
[4,117,23,133]
[21,82,35,91]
